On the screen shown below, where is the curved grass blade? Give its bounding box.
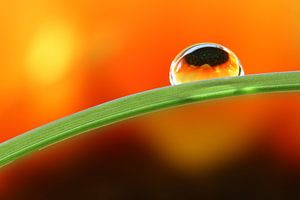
[1,71,300,168]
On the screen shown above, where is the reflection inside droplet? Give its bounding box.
[169,43,244,85]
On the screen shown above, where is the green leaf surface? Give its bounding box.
[1,71,300,168]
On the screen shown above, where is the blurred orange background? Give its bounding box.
[1,0,300,198]
[1,0,300,141]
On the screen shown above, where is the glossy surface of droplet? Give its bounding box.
[169,43,244,85]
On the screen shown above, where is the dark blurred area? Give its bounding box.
[1,94,300,199]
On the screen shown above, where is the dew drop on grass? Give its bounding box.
[169,43,244,85]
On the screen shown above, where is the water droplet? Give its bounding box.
[169,43,244,85]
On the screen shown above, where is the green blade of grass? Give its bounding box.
[1,71,300,168]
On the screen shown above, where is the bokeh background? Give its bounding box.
[1,0,300,199]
